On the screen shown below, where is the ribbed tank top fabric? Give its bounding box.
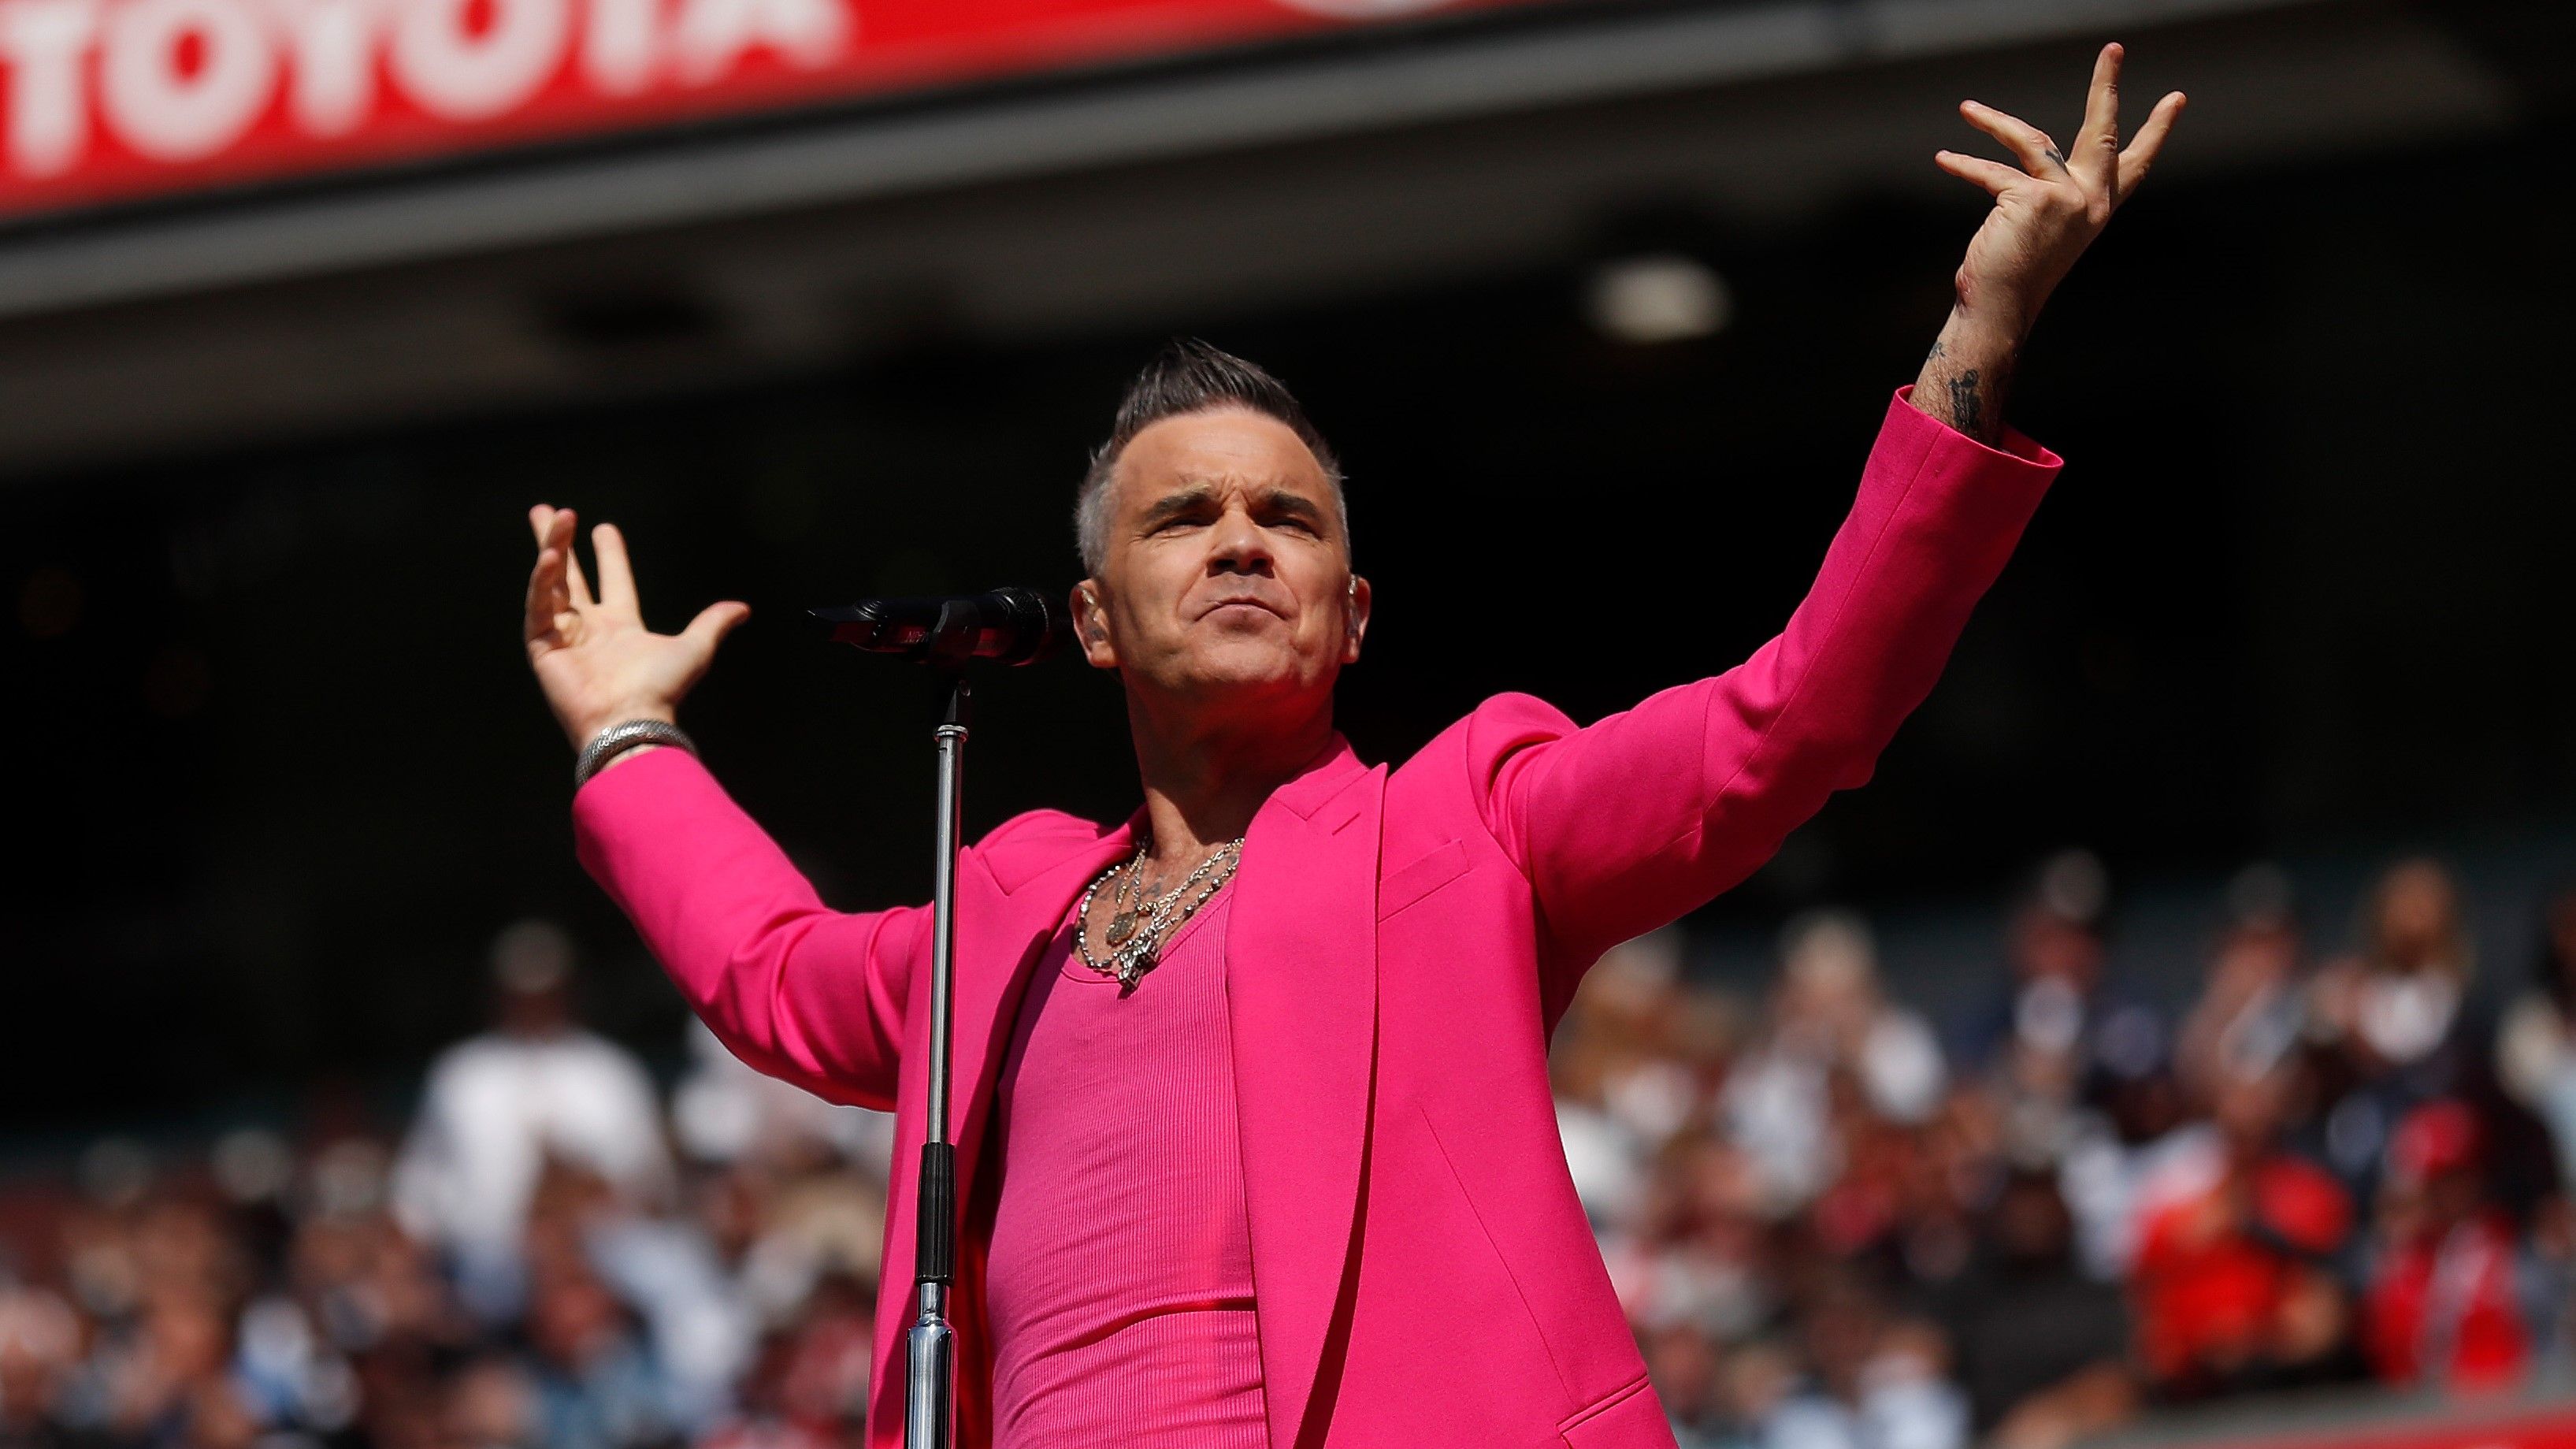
[982,888,1268,1448]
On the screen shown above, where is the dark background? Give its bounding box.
[5,100,2572,1138]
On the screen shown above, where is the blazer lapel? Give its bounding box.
[948,816,1140,1211]
[1227,739,1384,1449]
[868,815,1133,1449]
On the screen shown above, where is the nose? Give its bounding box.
[1206,502,1275,578]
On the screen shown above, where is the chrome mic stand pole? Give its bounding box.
[906,660,970,1449]
[810,589,1068,1449]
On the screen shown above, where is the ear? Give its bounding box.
[1073,581,1119,670]
[1341,574,1372,666]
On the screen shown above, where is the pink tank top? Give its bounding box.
[983,888,1268,1447]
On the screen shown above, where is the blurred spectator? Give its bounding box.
[671,1025,892,1177]
[1966,852,2110,1077]
[2175,868,2309,1109]
[2359,1100,2528,1391]
[1925,1168,2134,1449]
[1724,912,1945,1221]
[1967,853,2167,1164]
[0,1285,102,1449]
[2307,859,2480,1190]
[697,1276,874,1449]
[1759,1274,1965,1449]
[2061,869,2308,1285]
[1557,930,1732,1235]
[1957,853,2178,1286]
[2496,883,2576,1191]
[2127,1062,2355,1400]
[1642,1319,1727,1447]
[442,1354,537,1449]
[522,1254,675,1449]
[392,922,673,1324]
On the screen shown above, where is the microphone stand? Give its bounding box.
[815,592,1064,1449]
[906,662,968,1449]
[906,606,981,1449]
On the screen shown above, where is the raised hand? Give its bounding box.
[522,503,750,752]
[1912,43,2185,442]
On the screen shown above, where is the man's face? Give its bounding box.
[1076,407,1368,716]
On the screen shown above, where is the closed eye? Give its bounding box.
[1255,489,1327,537]
[1139,494,1219,535]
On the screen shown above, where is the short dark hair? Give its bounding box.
[1076,339,1346,574]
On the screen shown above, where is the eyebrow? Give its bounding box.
[1134,483,1330,533]
[1135,484,1218,533]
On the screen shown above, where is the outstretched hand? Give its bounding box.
[1938,43,2184,337]
[1912,43,2184,441]
[522,503,749,752]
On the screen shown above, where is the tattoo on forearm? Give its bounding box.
[1946,369,1983,437]
[1910,321,2015,444]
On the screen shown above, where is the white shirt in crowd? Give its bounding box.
[392,1026,674,1265]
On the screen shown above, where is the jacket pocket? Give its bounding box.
[1379,838,1470,920]
[1557,1374,1673,1448]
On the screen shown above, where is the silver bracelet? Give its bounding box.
[574,719,696,788]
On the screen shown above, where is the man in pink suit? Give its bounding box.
[520,49,2182,1449]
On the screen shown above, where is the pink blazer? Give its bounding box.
[573,391,2061,1449]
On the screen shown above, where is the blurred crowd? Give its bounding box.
[0,922,894,1449]
[1564,854,2576,1449]
[4,856,2575,1449]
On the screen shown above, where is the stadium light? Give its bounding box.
[1583,251,1732,344]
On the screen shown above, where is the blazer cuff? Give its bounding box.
[572,741,722,876]
[1888,384,2063,474]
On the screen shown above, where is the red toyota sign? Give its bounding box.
[0,0,1537,217]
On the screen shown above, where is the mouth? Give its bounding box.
[1196,591,1290,622]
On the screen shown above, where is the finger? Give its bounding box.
[1936,149,2025,199]
[2072,43,2125,184]
[679,601,752,660]
[1961,100,2066,176]
[592,522,640,615]
[2118,91,2187,196]
[525,546,573,645]
[548,508,594,609]
[533,503,574,559]
[533,504,594,607]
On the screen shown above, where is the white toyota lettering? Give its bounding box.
[0,0,853,177]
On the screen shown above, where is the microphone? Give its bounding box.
[809,587,1071,667]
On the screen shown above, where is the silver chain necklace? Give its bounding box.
[1074,835,1242,990]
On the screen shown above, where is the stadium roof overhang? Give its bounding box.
[0,0,2530,471]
